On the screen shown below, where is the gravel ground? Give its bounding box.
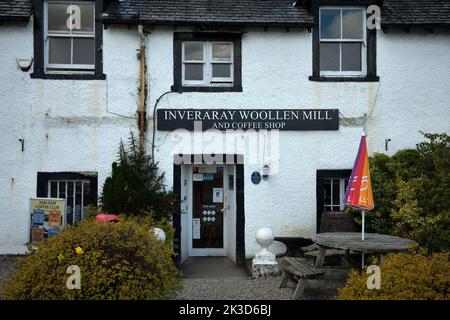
[0,255,23,299]
[177,276,346,300]
[0,255,346,300]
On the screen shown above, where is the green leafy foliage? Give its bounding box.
[337,250,450,300]
[2,218,182,300]
[101,132,178,218]
[367,132,450,251]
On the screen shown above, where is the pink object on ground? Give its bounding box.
[95,214,119,223]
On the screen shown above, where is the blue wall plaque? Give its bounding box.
[251,171,261,185]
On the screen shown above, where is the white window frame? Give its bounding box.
[323,178,349,212]
[319,6,367,77]
[182,41,234,87]
[44,0,95,74]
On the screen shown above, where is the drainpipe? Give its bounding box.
[138,25,146,150]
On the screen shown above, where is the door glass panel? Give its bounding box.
[192,167,224,248]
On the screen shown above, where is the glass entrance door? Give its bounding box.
[192,166,224,251]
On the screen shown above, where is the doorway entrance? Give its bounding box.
[188,165,235,257]
[173,154,245,265]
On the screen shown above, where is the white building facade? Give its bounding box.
[0,0,449,265]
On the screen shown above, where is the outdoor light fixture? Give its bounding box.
[262,164,270,180]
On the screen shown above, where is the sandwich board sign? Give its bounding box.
[29,198,66,243]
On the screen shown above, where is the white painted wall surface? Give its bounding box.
[146,27,450,258]
[0,23,449,258]
[0,22,140,254]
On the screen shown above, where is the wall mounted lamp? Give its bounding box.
[262,164,271,180]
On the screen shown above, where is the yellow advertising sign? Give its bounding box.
[30,198,66,243]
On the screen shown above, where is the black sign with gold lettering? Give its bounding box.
[157,109,339,131]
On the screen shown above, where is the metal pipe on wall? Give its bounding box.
[138,25,146,150]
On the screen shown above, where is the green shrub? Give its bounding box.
[337,251,450,300]
[367,132,450,251]
[3,218,182,300]
[101,132,178,218]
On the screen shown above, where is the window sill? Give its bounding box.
[309,75,379,82]
[171,85,243,93]
[30,73,107,80]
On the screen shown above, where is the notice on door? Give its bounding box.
[192,218,201,239]
[213,188,223,203]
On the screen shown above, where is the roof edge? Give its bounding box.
[97,16,315,28]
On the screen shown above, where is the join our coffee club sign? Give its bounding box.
[157,109,339,131]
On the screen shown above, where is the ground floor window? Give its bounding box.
[316,169,352,232]
[37,172,97,225]
[323,177,349,212]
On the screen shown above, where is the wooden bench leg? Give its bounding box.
[293,278,307,300]
[342,249,351,267]
[314,246,327,268]
[279,271,289,288]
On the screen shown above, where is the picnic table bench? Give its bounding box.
[311,232,417,268]
[279,257,324,299]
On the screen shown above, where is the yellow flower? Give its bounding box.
[75,247,84,255]
[57,253,64,262]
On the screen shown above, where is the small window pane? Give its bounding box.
[73,38,95,65]
[342,9,363,39]
[50,181,58,198]
[212,44,232,61]
[320,9,341,39]
[66,182,74,225]
[324,180,331,204]
[48,37,71,64]
[48,3,68,32]
[59,181,66,198]
[185,64,203,81]
[320,42,340,71]
[333,180,340,205]
[212,63,231,78]
[184,43,204,61]
[342,43,362,71]
[78,4,95,33]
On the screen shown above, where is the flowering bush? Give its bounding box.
[2,217,182,300]
[337,250,450,300]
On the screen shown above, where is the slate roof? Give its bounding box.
[0,0,449,26]
[0,0,32,21]
[383,0,450,26]
[100,0,315,26]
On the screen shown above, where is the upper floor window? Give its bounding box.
[172,33,242,92]
[320,7,366,76]
[45,1,95,73]
[31,0,105,80]
[182,42,234,86]
[310,6,378,82]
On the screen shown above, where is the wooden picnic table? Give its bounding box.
[311,232,417,268]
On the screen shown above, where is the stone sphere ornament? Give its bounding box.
[152,227,166,242]
[255,227,275,249]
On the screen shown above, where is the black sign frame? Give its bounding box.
[157,109,339,131]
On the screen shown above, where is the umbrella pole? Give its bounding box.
[361,210,365,240]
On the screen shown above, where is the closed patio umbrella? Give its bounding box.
[344,132,375,241]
